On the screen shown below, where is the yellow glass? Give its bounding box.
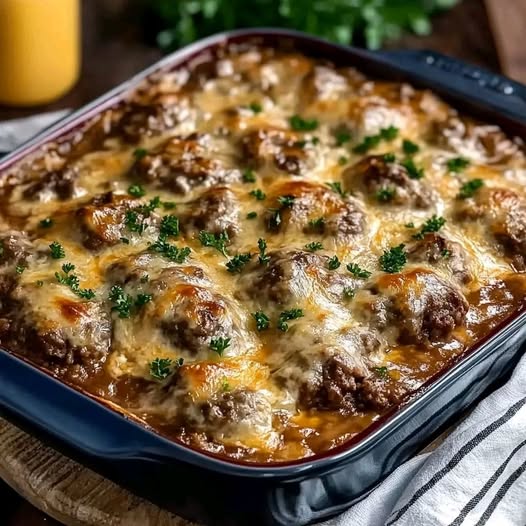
[0,0,80,106]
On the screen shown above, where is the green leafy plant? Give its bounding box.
[148,0,459,52]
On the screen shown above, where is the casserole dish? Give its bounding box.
[1,28,526,525]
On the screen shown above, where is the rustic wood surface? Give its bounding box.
[0,0,513,524]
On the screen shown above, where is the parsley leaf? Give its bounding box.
[447,157,470,173]
[125,210,146,235]
[277,194,295,208]
[308,216,325,231]
[338,156,349,166]
[373,366,389,378]
[242,169,256,183]
[457,178,484,199]
[159,215,180,237]
[353,126,399,154]
[376,187,396,202]
[198,230,229,257]
[249,102,262,113]
[258,238,270,265]
[109,285,133,318]
[249,189,266,201]
[277,308,304,332]
[128,184,146,197]
[226,253,252,273]
[383,152,396,163]
[401,158,424,179]
[402,139,420,155]
[210,336,231,356]
[305,241,323,252]
[347,263,372,279]
[55,263,95,300]
[343,286,355,299]
[328,255,341,270]
[149,357,183,380]
[49,241,65,259]
[379,244,407,273]
[325,181,348,198]
[39,218,54,228]
[289,115,318,131]
[252,311,270,331]
[335,130,351,146]
[412,215,446,240]
[150,238,191,263]
[133,148,148,160]
[246,211,257,219]
[15,265,25,274]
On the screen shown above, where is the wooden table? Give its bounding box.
[0,0,507,524]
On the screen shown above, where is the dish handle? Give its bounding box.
[377,49,526,124]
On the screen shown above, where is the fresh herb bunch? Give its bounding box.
[148,0,459,52]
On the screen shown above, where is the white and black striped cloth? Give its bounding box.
[323,355,526,526]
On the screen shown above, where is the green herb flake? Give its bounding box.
[226,253,252,273]
[49,241,65,260]
[15,265,25,274]
[373,366,389,378]
[346,263,372,279]
[109,285,133,319]
[39,218,54,228]
[376,187,396,202]
[401,158,424,179]
[277,308,304,332]
[159,215,180,237]
[162,201,177,210]
[252,310,270,331]
[335,130,352,146]
[379,244,407,273]
[441,249,452,259]
[277,194,295,208]
[135,293,153,308]
[210,336,231,356]
[308,216,325,231]
[246,211,258,219]
[127,184,146,198]
[328,255,341,270]
[447,157,470,173]
[55,263,95,300]
[412,215,446,240]
[353,126,399,154]
[343,287,355,299]
[289,115,318,131]
[402,139,420,155]
[149,357,183,380]
[249,102,262,114]
[198,230,229,257]
[338,156,349,166]
[125,210,145,235]
[249,189,266,201]
[383,153,396,163]
[133,148,148,160]
[150,238,191,263]
[305,241,323,252]
[242,169,257,183]
[457,178,484,199]
[258,238,270,265]
[120,237,130,244]
[404,222,415,229]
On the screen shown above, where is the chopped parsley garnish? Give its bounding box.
[209,336,231,356]
[120,237,130,244]
[376,187,396,202]
[198,230,229,257]
[125,210,146,235]
[15,265,25,274]
[457,178,484,199]
[289,115,318,131]
[249,102,262,113]
[402,139,420,155]
[127,184,146,197]
[226,253,252,273]
[162,201,177,210]
[252,310,270,331]
[55,263,95,300]
[379,244,407,273]
[159,215,180,237]
[373,366,389,378]
[49,241,65,259]
[412,215,446,240]
[137,196,162,216]
[249,189,266,201]
[258,238,270,265]
[149,357,183,380]
[277,308,304,332]
[328,255,341,270]
[347,263,372,279]
[353,126,399,154]
[246,211,258,219]
[242,169,256,183]
[338,156,349,166]
[335,130,352,146]
[277,195,295,208]
[305,241,323,252]
[404,222,415,228]
[133,148,148,160]
[308,216,325,231]
[267,208,282,230]
[383,153,396,163]
[39,218,54,228]
[401,158,424,179]
[150,238,191,263]
[442,249,452,259]
[222,379,231,391]
[325,181,348,198]
[109,285,152,318]
[447,157,470,173]
[343,287,355,299]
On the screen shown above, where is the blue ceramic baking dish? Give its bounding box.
[1,28,526,526]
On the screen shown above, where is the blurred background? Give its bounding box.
[0,0,524,524]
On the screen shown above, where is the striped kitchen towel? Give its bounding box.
[322,353,526,526]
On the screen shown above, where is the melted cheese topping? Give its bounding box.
[0,44,525,463]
